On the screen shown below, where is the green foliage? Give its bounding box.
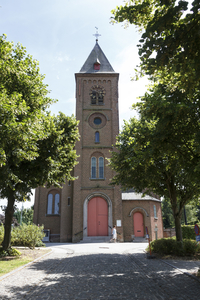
[162,198,174,228]
[110,115,200,241]
[112,1,200,92]
[183,239,200,255]
[7,248,21,256]
[182,225,198,240]
[14,206,34,225]
[149,238,200,256]
[111,1,200,243]
[0,247,21,258]
[0,225,4,245]
[0,34,79,250]
[182,204,198,225]
[11,224,45,249]
[162,199,199,228]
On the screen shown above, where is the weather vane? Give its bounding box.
[93,27,101,41]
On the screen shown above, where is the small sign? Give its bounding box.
[146,234,149,239]
[194,224,199,236]
[196,235,200,242]
[116,220,121,227]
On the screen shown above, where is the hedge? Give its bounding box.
[148,238,200,256]
[0,224,45,248]
[182,224,200,240]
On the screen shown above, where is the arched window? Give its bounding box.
[47,191,60,215]
[91,157,96,179]
[154,205,157,218]
[99,157,104,179]
[95,131,100,143]
[54,194,60,214]
[90,155,104,180]
[47,194,53,214]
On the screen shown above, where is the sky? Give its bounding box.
[0,0,149,212]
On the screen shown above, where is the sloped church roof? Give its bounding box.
[79,40,115,73]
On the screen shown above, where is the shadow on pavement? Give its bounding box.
[2,252,200,300]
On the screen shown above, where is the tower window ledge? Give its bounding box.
[45,214,60,217]
[90,178,105,181]
[91,103,105,106]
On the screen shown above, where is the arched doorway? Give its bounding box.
[88,197,108,236]
[133,212,144,237]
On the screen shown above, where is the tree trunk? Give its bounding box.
[2,191,15,250]
[166,176,183,242]
[174,212,182,242]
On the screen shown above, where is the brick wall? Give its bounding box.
[122,199,163,242]
[72,73,123,242]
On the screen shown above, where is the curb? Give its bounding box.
[144,250,200,282]
[160,259,200,283]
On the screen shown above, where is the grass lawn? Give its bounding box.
[0,248,51,277]
[0,258,32,276]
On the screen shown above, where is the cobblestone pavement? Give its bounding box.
[0,243,200,300]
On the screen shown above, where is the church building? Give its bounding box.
[33,37,163,243]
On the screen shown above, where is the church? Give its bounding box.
[33,37,163,243]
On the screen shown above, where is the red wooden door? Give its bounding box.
[88,197,108,236]
[133,212,144,237]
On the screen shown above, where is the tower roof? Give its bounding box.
[79,41,115,73]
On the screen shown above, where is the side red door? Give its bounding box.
[133,212,144,237]
[88,197,108,236]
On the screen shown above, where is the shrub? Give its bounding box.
[148,238,200,256]
[0,247,21,258]
[11,224,45,249]
[183,239,200,255]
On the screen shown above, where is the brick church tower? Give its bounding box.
[33,37,163,243]
[72,38,123,242]
[33,37,124,243]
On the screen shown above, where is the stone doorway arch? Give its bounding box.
[133,211,144,237]
[83,192,112,237]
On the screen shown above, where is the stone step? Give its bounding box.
[132,237,148,243]
[80,236,110,243]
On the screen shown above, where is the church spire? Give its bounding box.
[79,33,115,74]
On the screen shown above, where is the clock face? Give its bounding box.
[89,85,105,105]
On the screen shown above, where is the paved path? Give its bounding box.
[0,242,200,299]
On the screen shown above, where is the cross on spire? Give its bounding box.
[93,27,101,42]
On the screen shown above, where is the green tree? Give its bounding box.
[162,198,198,228]
[110,113,200,241]
[13,205,34,225]
[112,1,200,92]
[0,35,79,250]
[110,1,200,242]
[182,204,198,225]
